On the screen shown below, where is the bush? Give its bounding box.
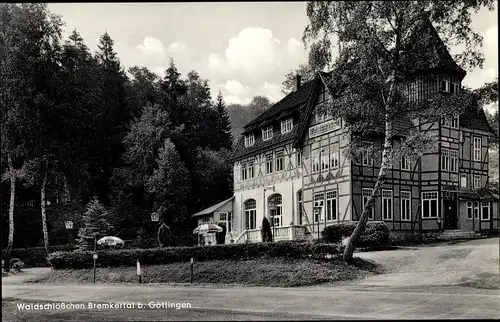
[321,221,391,248]
[48,241,339,269]
[1,244,77,267]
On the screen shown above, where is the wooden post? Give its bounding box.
[137,260,142,283]
[92,253,97,283]
[190,258,194,284]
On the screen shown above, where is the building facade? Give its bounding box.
[191,19,498,244]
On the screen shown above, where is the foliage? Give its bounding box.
[48,241,339,269]
[282,63,316,94]
[1,244,77,267]
[261,217,273,242]
[321,221,391,248]
[77,197,110,250]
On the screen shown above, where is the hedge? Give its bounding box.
[1,244,77,267]
[48,241,339,269]
[321,221,391,248]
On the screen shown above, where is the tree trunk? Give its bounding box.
[40,169,50,255]
[343,75,397,263]
[4,153,16,272]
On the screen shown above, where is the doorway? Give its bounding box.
[443,199,458,229]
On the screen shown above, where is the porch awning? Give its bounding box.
[458,188,499,201]
[191,196,234,218]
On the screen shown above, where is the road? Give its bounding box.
[2,238,499,320]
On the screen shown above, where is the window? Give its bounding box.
[401,191,411,221]
[244,134,255,147]
[275,150,284,172]
[330,145,339,168]
[382,190,393,220]
[281,118,293,134]
[296,150,302,167]
[440,77,450,93]
[362,188,375,220]
[227,212,232,232]
[326,190,337,221]
[441,148,450,171]
[362,142,373,166]
[314,193,324,222]
[248,160,255,178]
[219,212,227,221]
[452,82,460,94]
[265,153,273,174]
[460,175,467,188]
[473,201,479,219]
[450,115,459,129]
[450,150,458,172]
[269,194,282,227]
[244,199,257,230]
[201,217,210,225]
[481,202,490,220]
[473,175,481,189]
[315,109,325,123]
[312,150,320,173]
[401,155,410,171]
[473,137,481,161]
[321,149,329,171]
[241,162,248,180]
[422,192,438,218]
[262,126,273,141]
[297,190,303,225]
[466,201,473,219]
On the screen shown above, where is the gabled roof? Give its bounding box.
[191,196,234,218]
[460,102,496,135]
[243,79,316,133]
[402,16,466,80]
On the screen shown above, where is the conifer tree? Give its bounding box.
[78,197,110,250]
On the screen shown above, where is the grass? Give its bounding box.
[1,298,332,321]
[26,257,382,287]
[457,272,500,290]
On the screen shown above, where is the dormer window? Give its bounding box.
[451,81,460,94]
[440,77,450,93]
[244,134,255,147]
[281,118,293,134]
[450,115,459,129]
[262,126,273,141]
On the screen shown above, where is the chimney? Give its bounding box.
[295,74,302,92]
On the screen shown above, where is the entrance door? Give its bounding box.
[443,200,458,229]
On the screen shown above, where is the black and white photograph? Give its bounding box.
[1,1,499,321]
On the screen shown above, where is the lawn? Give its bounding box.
[26,257,382,287]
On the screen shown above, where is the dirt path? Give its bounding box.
[352,237,499,288]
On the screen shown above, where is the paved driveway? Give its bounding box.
[352,237,499,288]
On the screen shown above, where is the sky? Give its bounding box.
[48,2,498,110]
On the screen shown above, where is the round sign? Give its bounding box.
[93,253,98,260]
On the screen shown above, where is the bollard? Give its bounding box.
[190,257,194,284]
[137,260,142,283]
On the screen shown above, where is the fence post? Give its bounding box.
[190,257,194,284]
[137,259,142,283]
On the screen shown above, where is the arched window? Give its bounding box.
[244,199,257,230]
[268,194,283,227]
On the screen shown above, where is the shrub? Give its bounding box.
[1,244,77,267]
[321,221,391,248]
[48,241,339,269]
[261,217,272,242]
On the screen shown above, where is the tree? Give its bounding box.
[303,0,494,262]
[214,91,234,150]
[282,63,316,94]
[1,3,65,262]
[261,217,273,242]
[474,79,498,148]
[78,197,110,250]
[248,96,272,115]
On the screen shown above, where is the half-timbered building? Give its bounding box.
[191,18,498,245]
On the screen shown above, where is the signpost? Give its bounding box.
[151,212,160,241]
[64,221,73,244]
[92,253,98,283]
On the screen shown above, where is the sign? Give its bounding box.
[93,253,98,260]
[309,119,341,138]
[136,261,141,276]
